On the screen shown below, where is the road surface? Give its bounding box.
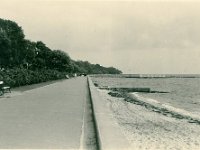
[0,77,96,149]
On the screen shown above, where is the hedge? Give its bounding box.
[0,68,68,87]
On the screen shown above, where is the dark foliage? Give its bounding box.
[0,18,122,87]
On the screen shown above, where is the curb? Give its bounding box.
[87,77,131,150]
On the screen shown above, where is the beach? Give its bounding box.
[100,89,200,149]
[91,76,200,150]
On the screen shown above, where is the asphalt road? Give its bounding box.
[0,77,95,149]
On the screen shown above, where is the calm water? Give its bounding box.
[92,76,200,114]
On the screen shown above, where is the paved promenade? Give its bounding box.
[0,77,92,149]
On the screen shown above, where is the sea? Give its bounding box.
[91,74,200,118]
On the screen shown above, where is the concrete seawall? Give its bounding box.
[87,77,131,150]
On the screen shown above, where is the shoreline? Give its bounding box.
[91,75,200,149]
[97,89,200,150]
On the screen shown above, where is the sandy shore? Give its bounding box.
[98,89,200,150]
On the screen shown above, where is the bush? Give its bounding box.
[0,68,67,87]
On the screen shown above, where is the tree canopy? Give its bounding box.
[0,18,122,74]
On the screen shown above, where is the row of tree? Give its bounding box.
[0,18,122,86]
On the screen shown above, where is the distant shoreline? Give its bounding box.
[91,74,200,78]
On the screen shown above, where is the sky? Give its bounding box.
[0,0,200,74]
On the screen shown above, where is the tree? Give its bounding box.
[0,18,122,75]
[22,40,36,69]
[0,31,11,67]
[50,50,72,72]
[0,18,25,67]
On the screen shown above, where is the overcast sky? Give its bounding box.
[1,0,200,74]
